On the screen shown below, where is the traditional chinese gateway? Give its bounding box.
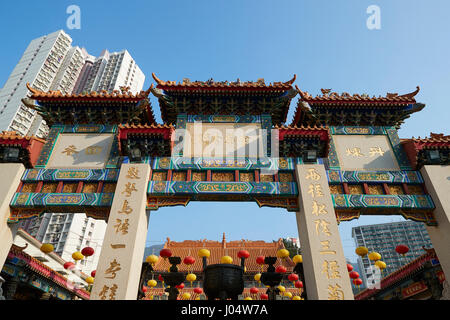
[0,74,448,300]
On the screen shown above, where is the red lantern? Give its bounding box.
[158,274,164,281]
[183,256,195,265]
[288,273,299,282]
[256,256,265,265]
[160,249,172,259]
[294,281,303,289]
[64,262,75,270]
[91,270,96,277]
[395,245,409,256]
[238,250,250,259]
[142,286,147,293]
[260,293,269,300]
[176,283,185,290]
[250,287,259,294]
[81,247,95,257]
[194,287,203,294]
[275,265,287,273]
[347,264,353,272]
[349,271,359,279]
[353,278,363,286]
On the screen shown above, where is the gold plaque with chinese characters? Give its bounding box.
[182,123,265,158]
[332,135,400,171]
[46,134,114,169]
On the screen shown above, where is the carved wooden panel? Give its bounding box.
[389,184,404,195]
[191,172,206,182]
[240,172,254,182]
[172,171,187,181]
[212,172,234,182]
[42,183,58,193]
[103,183,117,193]
[348,184,363,194]
[279,173,294,182]
[367,184,384,195]
[83,183,98,193]
[152,171,167,181]
[62,183,78,193]
[260,174,274,182]
[329,185,343,194]
[407,185,424,195]
[21,183,37,193]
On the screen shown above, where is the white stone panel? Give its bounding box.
[46,133,114,169]
[333,135,400,171]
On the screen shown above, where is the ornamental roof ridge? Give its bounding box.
[9,244,90,298]
[355,248,436,300]
[0,130,46,143]
[275,124,329,130]
[164,239,281,248]
[26,82,152,100]
[152,73,296,89]
[118,123,175,129]
[295,85,420,103]
[411,132,450,143]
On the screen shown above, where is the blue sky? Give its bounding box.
[1,0,449,262]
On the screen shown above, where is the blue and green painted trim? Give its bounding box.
[332,194,434,210]
[22,168,120,182]
[10,193,114,207]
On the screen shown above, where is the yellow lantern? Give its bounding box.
[277,285,286,293]
[244,266,246,273]
[182,292,191,300]
[147,279,157,288]
[186,273,197,282]
[40,243,54,254]
[293,255,303,264]
[195,297,200,300]
[355,246,369,257]
[244,297,252,300]
[85,277,94,285]
[146,255,158,265]
[220,256,233,264]
[254,273,261,282]
[72,251,84,261]
[284,292,293,298]
[149,295,154,300]
[292,295,301,300]
[186,273,197,287]
[277,249,290,259]
[368,252,381,262]
[198,249,210,258]
[375,260,386,270]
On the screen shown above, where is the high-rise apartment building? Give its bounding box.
[78,49,145,94]
[352,221,433,287]
[72,51,95,94]
[0,30,146,138]
[49,46,87,94]
[19,213,107,274]
[0,30,73,138]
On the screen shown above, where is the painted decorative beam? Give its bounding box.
[327,170,423,184]
[147,181,298,196]
[21,169,120,182]
[332,194,434,210]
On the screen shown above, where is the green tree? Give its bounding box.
[282,238,301,258]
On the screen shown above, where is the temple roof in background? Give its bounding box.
[152,235,296,273]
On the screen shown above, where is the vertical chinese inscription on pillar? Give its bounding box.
[296,165,354,300]
[91,164,150,300]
